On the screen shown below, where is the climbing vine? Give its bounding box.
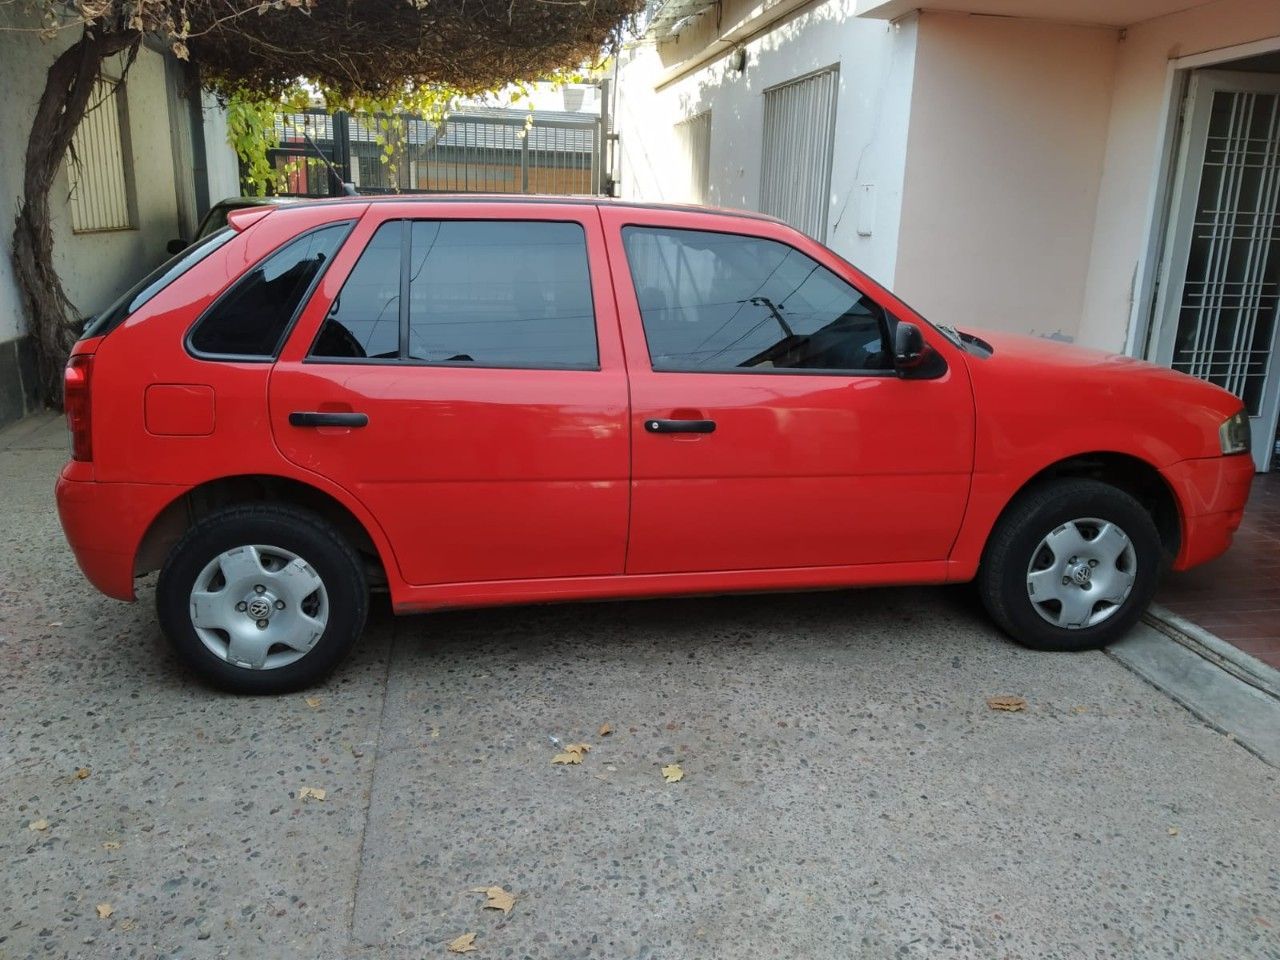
[9,0,639,406]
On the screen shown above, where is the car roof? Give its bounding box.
[269,193,786,226]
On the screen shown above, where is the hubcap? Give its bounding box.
[1025,517,1137,630]
[189,545,329,670]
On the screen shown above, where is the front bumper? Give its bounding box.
[1162,454,1255,570]
[55,462,188,601]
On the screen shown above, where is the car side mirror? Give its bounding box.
[894,321,926,368]
[892,321,944,379]
[167,238,188,255]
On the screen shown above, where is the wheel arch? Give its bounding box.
[981,451,1182,566]
[134,473,393,590]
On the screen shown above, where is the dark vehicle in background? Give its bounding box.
[166,196,293,254]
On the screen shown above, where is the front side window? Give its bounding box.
[312,219,598,369]
[622,226,889,373]
[188,222,351,359]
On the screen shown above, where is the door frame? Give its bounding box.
[1130,35,1280,472]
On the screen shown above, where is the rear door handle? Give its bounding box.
[644,418,716,434]
[289,411,369,428]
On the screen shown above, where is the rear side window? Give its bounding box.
[311,221,401,360]
[621,226,890,373]
[188,222,351,359]
[311,219,597,369]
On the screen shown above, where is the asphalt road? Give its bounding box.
[2,415,1278,960]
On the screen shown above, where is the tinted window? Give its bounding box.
[311,220,598,369]
[408,221,596,368]
[622,226,889,373]
[83,228,235,340]
[189,222,349,358]
[311,222,402,360]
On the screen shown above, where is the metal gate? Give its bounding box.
[265,107,605,198]
[759,67,839,241]
[1150,70,1280,471]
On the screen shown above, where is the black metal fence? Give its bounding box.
[263,106,604,198]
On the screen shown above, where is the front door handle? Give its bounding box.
[289,411,369,428]
[644,418,716,434]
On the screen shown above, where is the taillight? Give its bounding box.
[64,354,93,461]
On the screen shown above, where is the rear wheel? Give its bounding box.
[157,504,368,693]
[978,479,1162,652]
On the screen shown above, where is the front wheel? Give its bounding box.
[978,479,1162,652]
[156,503,368,693]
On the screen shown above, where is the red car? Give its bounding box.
[56,198,1254,693]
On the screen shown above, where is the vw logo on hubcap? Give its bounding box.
[1071,564,1092,587]
[247,597,273,620]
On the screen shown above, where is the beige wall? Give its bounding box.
[894,12,1120,341]
[1078,0,1280,353]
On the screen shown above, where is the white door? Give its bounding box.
[1151,70,1280,472]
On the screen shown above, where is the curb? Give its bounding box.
[1143,604,1280,702]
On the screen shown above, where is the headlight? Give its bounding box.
[1219,410,1251,456]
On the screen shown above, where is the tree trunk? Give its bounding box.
[11,26,138,408]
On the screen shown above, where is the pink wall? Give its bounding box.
[1078,0,1280,353]
[894,12,1120,341]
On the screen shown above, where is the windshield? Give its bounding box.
[81,228,236,340]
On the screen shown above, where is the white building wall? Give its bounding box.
[202,90,246,204]
[894,12,1120,342]
[0,23,182,344]
[1078,0,1280,354]
[616,0,917,288]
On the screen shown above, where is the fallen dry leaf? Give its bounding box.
[96,903,113,919]
[661,763,684,783]
[102,841,121,851]
[1168,827,1180,836]
[297,787,327,802]
[27,819,49,832]
[598,722,613,737]
[75,767,91,780]
[565,743,590,756]
[470,885,515,914]
[986,696,1027,712]
[304,696,321,709]
[447,932,478,953]
[551,752,583,765]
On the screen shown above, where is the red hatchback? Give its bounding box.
[56,198,1254,693]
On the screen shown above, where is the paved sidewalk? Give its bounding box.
[2,416,1279,960]
[1157,472,1280,670]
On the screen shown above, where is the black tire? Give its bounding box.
[156,503,368,694]
[978,479,1162,652]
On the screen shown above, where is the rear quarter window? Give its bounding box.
[81,228,236,340]
[187,221,352,360]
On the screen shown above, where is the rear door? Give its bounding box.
[600,205,975,575]
[270,202,630,587]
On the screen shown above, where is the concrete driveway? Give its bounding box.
[2,415,1278,960]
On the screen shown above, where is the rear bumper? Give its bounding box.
[55,462,188,601]
[1163,454,1255,570]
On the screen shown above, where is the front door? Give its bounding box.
[1151,70,1280,471]
[599,206,974,576]
[270,203,631,587]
